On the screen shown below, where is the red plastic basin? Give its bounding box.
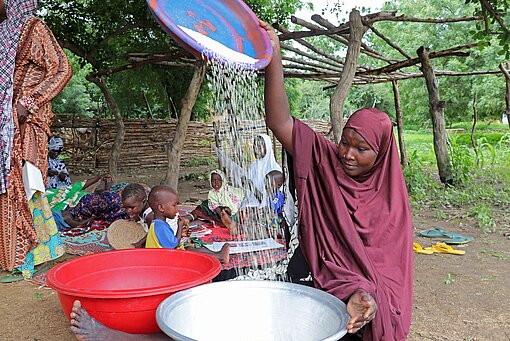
[46,249,221,334]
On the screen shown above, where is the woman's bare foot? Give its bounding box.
[70,300,129,341]
[218,243,230,263]
[70,301,169,340]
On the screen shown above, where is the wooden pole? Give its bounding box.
[471,93,478,155]
[392,80,409,166]
[330,9,367,143]
[86,74,124,178]
[498,62,510,128]
[163,62,206,189]
[417,46,453,185]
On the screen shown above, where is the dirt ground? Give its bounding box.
[0,174,509,341]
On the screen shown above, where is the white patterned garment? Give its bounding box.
[0,1,38,193]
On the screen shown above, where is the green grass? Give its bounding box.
[402,122,510,222]
[182,156,216,167]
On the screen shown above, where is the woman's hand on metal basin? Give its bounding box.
[346,290,377,334]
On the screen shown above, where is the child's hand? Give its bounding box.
[178,216,190,228]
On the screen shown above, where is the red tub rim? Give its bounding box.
[46,249,222,299]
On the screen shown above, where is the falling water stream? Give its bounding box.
[206,59,290,281]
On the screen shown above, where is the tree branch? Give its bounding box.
[479,0,510,34]
[98,23,158,46]
[357,44,476,76]
[366,23,412,59]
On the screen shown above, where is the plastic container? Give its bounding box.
[46,249,221,334]
[147,0,272,69]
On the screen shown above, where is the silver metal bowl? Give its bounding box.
[156,280,349,341]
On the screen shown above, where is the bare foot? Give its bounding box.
[220,211,232,230]
[70,300,129,341]
[70,301,169,340]
[218,243,230,264]
[228,221,239,236]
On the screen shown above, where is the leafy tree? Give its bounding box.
[466,0,510,56]
[52,52,101,117]
[368,0,507,125]
[40,0,304,180]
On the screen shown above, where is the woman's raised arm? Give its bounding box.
[261,21,294,156]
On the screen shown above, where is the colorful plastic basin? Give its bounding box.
[46,249,221,334]
[147,0,272,69]
[157,280,349,340]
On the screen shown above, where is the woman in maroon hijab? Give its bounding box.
[261,22,413,341]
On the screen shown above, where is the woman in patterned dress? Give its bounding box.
[0,0,72,276]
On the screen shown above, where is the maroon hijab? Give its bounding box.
[292,108,413,340]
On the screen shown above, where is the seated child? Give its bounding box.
[123,184,230,263]
[191,170,245,234]
[145,185,184,249]
[121,183,183,247]
[264,170,286,239]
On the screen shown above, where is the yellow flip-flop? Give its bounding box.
[413,242,434,255]
[430,242,465,255]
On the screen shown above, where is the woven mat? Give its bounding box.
[64,229,112,256]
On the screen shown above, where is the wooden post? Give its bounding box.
[391,80,409,166]
[471,93,478,154]
[143,91,153,119]
[498,62,510,128]
[86,74,124,178]
[417,46,453,185]
[163,62,206,190]
[329,9,367,143]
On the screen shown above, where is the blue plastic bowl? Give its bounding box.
[147,0,272,69]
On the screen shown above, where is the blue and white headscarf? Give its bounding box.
[48,136,64,152]
[0,0,37,194]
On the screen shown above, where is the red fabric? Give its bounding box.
[196,223,286,271]
[292,108,413,341]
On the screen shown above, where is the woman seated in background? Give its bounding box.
[47,136,71,189]
[52,175,127,232]
[46,174,113,211]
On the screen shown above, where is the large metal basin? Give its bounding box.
[156,280,348,341]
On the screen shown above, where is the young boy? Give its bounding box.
[123,184,230,263]
[145,185,185,249]
[121,183,186,247]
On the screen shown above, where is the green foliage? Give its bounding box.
[446,132,506,146]
[465,0,510,57]
[474,137,496,167]
[41,0,302,119]
[245,0,306,23]
[52,52,101,116]
[404,128,510,218]
[444,273,455,285]
[470,205,497,233]
[403,150,438,199]
[448,135,476,185]
[370,0,508,126]
[183,156,216,167]
[289,80,331,119]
